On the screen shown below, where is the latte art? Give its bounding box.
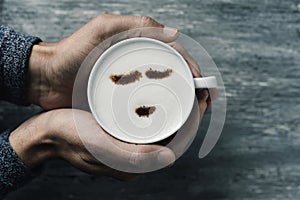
[88,38,217,144]
[135,105,156,117]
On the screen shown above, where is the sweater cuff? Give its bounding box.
[0,25,42,105]
[0,129,35,196]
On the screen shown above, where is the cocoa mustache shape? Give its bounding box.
[145,68,173,79]
[110,70,142,85]
[109,68,174,118]
[110,68,173,85]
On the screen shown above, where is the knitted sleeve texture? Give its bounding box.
[0,25,41,105]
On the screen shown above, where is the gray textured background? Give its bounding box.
[1,0,300,199]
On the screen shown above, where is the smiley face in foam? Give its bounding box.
[88,38,217,144]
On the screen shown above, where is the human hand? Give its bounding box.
[161,42,214,158]
[18,14,211,178]
[10,42,211,178]
[27,14,179,110]
[9,109,176,179]
[169,42,217,110]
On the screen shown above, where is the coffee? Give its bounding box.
[88,37,217,144]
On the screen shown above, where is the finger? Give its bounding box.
[99,134,176,173]
[169,42,217,108]
[196,89,209,117]
[72,110,176,174]
[71,156,139,181]
[96,14,164,30]
[79,158,140,181]
[165,90,209,158]
[168,42,201,77]
[93,14,179,43]
[206,87,218,110]
[82,127,175,173]
[166,98,201,158]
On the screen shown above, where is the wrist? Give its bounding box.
[9,112,59,169]
[27,42,57,107]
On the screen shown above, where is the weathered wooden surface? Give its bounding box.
[1,0,300,199]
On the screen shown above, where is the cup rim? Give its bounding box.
[87,37,195,144]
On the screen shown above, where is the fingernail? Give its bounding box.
[204,89,210,100]
[157,149,175,167]
[163,27,178,37]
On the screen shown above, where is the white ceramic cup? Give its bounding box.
[88,38,217,144]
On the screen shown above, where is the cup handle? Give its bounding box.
[193,76,217,88]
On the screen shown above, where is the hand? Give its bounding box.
[169,42,215,110]
[161,42,213,158]
[9,88,209,178]
[9,109,177,179]
[27,14,179,110]
[16,14,211,179]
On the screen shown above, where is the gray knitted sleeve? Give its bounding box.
[0,130,35,196]
[0,25,42,197]
[0,25,42,105]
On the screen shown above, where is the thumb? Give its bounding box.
[98,135,176,173]
[90,14,179,43]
